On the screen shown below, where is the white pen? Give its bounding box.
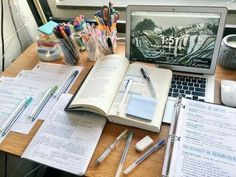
[54,70,78,99]
[29,85,58,121]
[124,139,165,175]
[1,96,33,136]
[118,78,133,114]
[115,131,133,177]
[140,67,156,98]
[95,129,128,166]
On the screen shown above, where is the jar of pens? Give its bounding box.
[82,2,119,61]
[53,2,119,63]
[72,15,86,51]
[53,24,80,65]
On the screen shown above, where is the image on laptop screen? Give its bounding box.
[129,11,221,69]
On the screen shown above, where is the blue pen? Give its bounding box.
[2,97,33,136]
[64,26,71,36]
[30,85,58,121]
[54,70,79,99]
[124,139,165,174]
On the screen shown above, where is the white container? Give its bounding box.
[218,34,236,70]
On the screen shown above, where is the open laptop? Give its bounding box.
[126,5,227,123]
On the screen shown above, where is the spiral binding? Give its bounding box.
[169,134,181,143]
[174,94,185,109]
[162,94,184,177]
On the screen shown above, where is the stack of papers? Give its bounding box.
[22,94,106,175]
[0,62,83,143]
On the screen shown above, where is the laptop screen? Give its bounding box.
[126,6,227,74]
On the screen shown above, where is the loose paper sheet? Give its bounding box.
[169,100,236,177]
[22,94,106,175]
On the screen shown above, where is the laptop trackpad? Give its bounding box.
[162,98,175,124]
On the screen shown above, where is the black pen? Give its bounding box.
[140,67,156,98]
[107,37,114,54]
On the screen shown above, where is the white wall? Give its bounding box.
[0,0,38,72]
[49,0,236,24]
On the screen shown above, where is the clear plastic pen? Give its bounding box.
[118,78,133,114]
[124,139,165,175]
[95,129,128,166]
[115,131,133,177]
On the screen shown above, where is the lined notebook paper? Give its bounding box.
[22,94,106,175]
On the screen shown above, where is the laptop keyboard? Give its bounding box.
[168,74,206,101]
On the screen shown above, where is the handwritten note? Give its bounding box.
[169,100,236,177]
[22,94,106,175]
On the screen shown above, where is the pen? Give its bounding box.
[124,139,165,175]
[1,97,33,136]
[95,129,128,166]
[54,70,78,99]
[107,37,113,54]
[118,78,133,114]
[115,131,133,177]
[140,67,156,98]
[29,85,58,121]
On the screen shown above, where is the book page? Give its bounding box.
[108,63,172,132]
[169,100,236,177]
[69,54,129,116]
[22,94,106,175]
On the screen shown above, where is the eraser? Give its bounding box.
[135,135,153,152]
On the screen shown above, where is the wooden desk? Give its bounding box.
[0,43,236,177]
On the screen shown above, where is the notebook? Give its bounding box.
[126,5,227,123]
[162,95,236,177]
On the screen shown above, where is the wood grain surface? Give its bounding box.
[0,42,236,177]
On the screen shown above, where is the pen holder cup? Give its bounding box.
[58,38,80,65]
[85,38,113,61]
[74,33,86,51]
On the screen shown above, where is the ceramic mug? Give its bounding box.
[218,34,236,70]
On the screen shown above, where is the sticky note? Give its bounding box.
[38,21,58,35]
[126,94,157,121]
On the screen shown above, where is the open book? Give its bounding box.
[162,95,236,177]
[66,54,172,132]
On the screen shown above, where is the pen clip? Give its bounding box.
[141,67,150,81]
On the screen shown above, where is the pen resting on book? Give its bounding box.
[140,67,156,98]
[118,78,133,114]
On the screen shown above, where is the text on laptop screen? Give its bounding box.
[129,11,221,69]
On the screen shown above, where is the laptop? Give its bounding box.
[126,5,227,123]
